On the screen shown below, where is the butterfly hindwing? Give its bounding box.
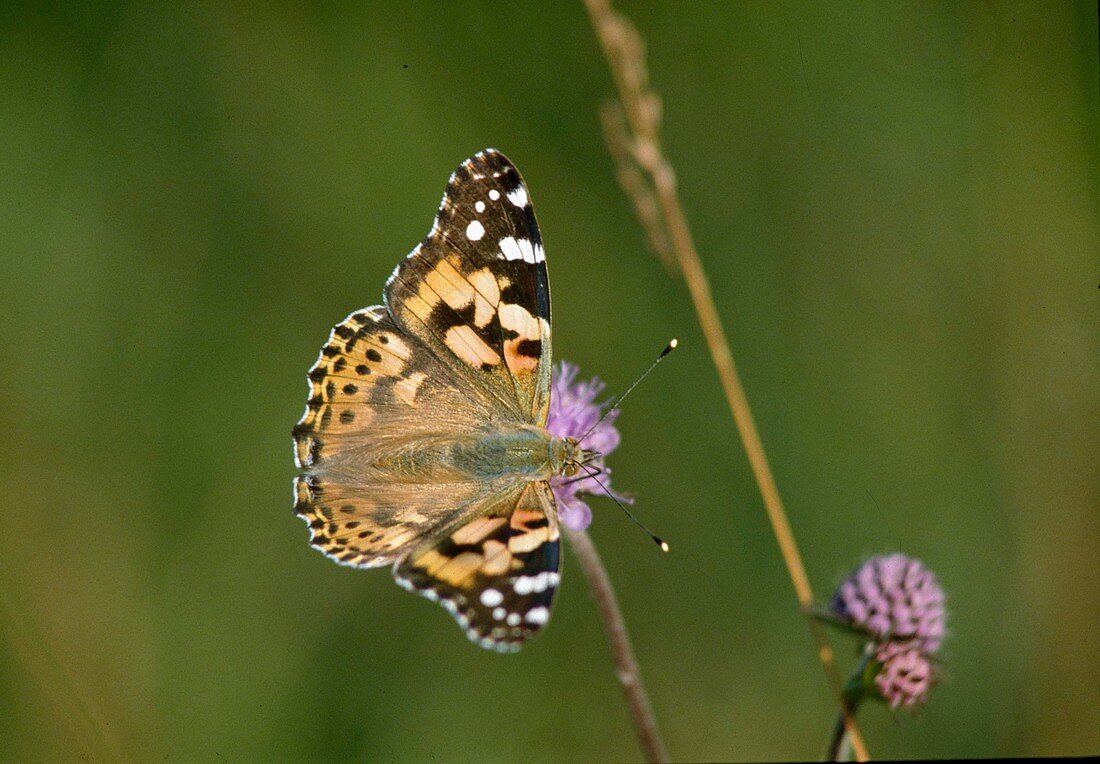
[384,149,552,426]
[394,481,561,652]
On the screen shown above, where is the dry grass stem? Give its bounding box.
[582,0,869,759]
[599,103,676,273]
[567,528,670,763]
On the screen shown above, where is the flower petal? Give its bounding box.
[557,496,592,532]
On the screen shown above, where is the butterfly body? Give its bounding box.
[445,425,576,481]
[320,425,577,484]
[294,149,580,651]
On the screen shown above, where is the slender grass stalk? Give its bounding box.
[567,528,669,763]
[581,1,870,759]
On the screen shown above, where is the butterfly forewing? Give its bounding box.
[384,149,552,426]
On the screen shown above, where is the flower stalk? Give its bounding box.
[827,645,874,762]
[567,527,669,763]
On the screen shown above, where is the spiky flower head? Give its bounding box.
[545,361,628,532]
[872,640,935,710]
[832,553,946,654]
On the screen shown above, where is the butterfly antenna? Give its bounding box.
[578,338,678,445]
[580,464,669,552]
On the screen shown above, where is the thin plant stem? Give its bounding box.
[581,0,870,759]
[827,644,874,762]
[827,701,861,763]
[567,527,669,763]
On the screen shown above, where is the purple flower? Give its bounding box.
[832,553,946,654]
[830,554,946,710]
[545,361,629,532]
[872,641,935,710]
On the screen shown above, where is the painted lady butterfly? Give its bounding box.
[293,149,594,652]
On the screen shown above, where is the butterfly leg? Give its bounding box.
[558,465,605,487]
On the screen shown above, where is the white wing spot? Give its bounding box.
[475,200,486,213]
[466,220,485,241]
[498,236,543,264]
[513,571,555,595]
[493,606,506,621]
[498,236,522,262]
[489,189,500,201]
[506,612,521,626]
[480,588,503,607]
[525,606,550,625]
[507,185,528,208]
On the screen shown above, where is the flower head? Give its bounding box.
[832,553,946,654]
[545,361,628,532]
[830,553,946,711]
[872,640,935,710]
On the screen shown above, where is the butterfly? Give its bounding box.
[293,149,596,652]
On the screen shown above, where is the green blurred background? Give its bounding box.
[1,1,1097,760]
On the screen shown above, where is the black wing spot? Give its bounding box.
[516,339,541,358]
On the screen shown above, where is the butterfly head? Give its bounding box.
[557,436,600,478]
